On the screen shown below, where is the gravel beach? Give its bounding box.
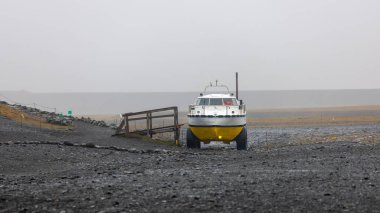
[1,116,380,212]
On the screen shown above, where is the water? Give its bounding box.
[1,89,380,115]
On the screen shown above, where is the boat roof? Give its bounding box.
[198,93,236,98]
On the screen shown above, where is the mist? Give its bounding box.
[1,0,380,93]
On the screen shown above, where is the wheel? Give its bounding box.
[186,129,201,149]
[235,127,247,150]
[187,128,201,149]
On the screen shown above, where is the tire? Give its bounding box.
[235,127,247,150]
[187,128,201,149]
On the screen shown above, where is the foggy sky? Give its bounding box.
[1,0,379,93]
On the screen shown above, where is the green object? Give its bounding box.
[59,113,64,118]
[68,110,72,115]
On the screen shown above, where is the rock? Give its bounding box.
[129,148,139,153]
[63,141,74,146]
[84,143,96,148]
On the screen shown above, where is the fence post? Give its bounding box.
[146,113,150,137]
[125,116,129,134]
[149,112,153,138]
[174,107,180,145]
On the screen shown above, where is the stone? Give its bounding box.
[63,141,74,146]
[84,143,96,148]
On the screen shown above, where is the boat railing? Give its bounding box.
[203,80,231,95]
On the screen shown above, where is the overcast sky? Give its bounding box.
[0,0,379,93]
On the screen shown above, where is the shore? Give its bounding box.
[1,111,380,212]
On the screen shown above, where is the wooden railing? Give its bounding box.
[115,106,181,145]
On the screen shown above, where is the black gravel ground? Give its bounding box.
[1,116,380,212]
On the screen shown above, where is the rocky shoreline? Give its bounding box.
[1,101,113,128]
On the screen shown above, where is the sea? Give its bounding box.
[1,89,380,115]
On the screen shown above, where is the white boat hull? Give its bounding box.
[188,115,246,127]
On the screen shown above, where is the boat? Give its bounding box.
[187,79,247,150]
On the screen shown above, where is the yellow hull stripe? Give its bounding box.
[190,126,244,142]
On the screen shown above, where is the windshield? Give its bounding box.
[209,98,223,105]
[196,98,209,105]
[196,98,238,106]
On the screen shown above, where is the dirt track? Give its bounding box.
[1,116,380,212]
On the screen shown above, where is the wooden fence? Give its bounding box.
[115,106,181,145]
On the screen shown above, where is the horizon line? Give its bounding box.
[1,88,380,94]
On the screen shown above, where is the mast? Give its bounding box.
[236,72,239,100]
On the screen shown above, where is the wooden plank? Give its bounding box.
[122,106,177,117]
[127,114,175,122]
[115,118,126,134]
[149,125,180,131]
[133,126,176,135]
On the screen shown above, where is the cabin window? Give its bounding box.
[223,98,233,106]
[197,98,209,105]
[223,98,238,106]
[209,98,223,105]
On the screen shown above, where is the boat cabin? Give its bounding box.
[196,97,239,106]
